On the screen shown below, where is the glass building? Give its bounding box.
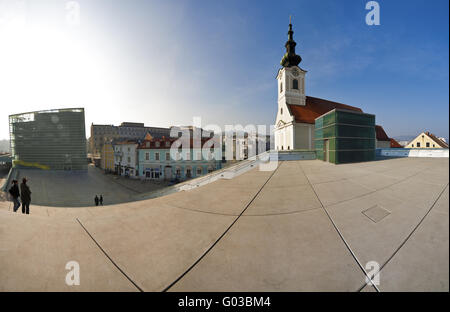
[9,108,87,170]
[315,109,376,164]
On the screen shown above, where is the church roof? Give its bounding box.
[390,138,403,148]
[375,125,390,141]
[287,96,363,124]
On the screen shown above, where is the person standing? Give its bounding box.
[8,180,20,212]
[99,195,103,206]
[20,178,31,215]
[94,195,99,206]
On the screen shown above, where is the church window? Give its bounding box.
[280,82,283,93]
[280,108,283,114]
[293,79,298,89]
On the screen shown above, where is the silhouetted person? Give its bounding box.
[8,180,20,212]
[20,178,31,214]
[99,195,103,206]
[94,195,99,206]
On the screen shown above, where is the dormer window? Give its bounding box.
[293,79,298,90]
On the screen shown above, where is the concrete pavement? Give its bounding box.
[0,157,448,291]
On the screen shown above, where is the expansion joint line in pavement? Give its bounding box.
[296,162,381,292]
[76,218,144,292]
[357,182,449,292]
[162,161,283,292]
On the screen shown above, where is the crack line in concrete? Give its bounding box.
[76,217,144,292]
[296,161,381,292]
[356,182,449,292]
[322,167,432,209]
[161,161,282,292]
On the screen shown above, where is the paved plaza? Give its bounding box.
[2,166,169,207]
[0,157,448,291]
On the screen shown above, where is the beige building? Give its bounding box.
[100,142,115,171]
[405,132,449,149]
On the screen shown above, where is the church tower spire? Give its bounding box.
[280,17,302,67]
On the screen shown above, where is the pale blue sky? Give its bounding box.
[0,0,448,140]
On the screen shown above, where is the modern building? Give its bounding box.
[138,136,222,181]
[9,108,87,170]
[90,122,171,155]
[405,132,449,149]
[315,109,376,164]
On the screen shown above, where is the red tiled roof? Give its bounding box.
[287,96,363,124]
[375,125,390,141]
[390,138,403,148]
[137,137,219,149]
[426,132,449,148]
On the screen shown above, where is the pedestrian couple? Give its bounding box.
[8,178,32,214]
[94,195,103,206]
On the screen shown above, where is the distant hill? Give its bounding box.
[392,135,415,143]
[0,140,10,153]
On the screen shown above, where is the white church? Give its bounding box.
[274,22,365,151]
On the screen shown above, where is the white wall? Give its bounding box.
[377,148,449,158]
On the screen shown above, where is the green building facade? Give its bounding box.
[9,108,87,170]
[315,109,376,164]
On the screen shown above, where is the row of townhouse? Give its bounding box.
[111,134,222,181]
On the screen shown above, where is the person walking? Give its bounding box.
[8,180,20,212]
[99,195,103,206]
[20,178,31,215]
[94,195,99,206]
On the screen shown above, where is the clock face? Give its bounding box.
[292,69,299,77]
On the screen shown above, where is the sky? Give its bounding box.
[0,0,448,141]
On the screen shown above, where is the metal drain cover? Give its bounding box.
[362,205,391,223]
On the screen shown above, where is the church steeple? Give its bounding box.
[280,17,302,67]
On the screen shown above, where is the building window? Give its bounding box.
[128,147,130,152]
[433,144,435,147]
[280,108,283,114]
[293,79,298,89]
[145,152,149,160]
[127,157,131,163]
[165,141,170,147]
[155,152,160,161]
[166,152,170,161]
[185,152,190,160]
[417,142,421,147]
[280,82,283,93]
[197,167,202,175]
[146,142,150,148]
[155,141,160,147]
[426,142,430,147]
[197,151,202,160]
[411,144,414,147]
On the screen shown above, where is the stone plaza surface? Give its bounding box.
[0,157,448,291]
